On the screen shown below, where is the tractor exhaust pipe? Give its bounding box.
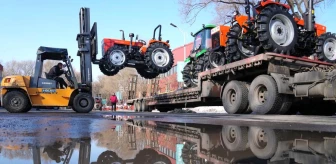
[306,0,315,31]
[120,30,125,40]
[129,33,134,53]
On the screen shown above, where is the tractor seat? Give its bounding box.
[138,39,147,45]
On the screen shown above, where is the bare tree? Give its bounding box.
[3,60,35,76]
[179,0,333,25]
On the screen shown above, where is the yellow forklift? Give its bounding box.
[0,8,99,113]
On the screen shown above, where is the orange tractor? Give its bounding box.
[99,25,174,79]
[224,0,336,63]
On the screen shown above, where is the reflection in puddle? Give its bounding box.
[0,115,335,163]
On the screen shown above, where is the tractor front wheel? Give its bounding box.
[209,51,225,68]
[182,63,197,88]
[3,90,31,113]
[106,46,128,69]
[316,32,336,63]
[99,62,119,76]
[135,66,159,79]
[72,93,94,113]
[257,5,298,55]
[145,42,174,74]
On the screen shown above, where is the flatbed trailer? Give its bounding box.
[128,53,336,115]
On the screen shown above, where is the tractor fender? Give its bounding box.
[270,73,294,94]
[255,1,290,13]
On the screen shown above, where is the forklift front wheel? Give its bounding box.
[72,93,94,113]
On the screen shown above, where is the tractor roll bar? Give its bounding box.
[153,25,162,41]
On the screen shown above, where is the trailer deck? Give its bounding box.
[128,53,335,114]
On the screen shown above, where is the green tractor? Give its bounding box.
[182,24,216,88]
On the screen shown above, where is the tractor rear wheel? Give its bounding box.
[105,46,128,69]
[145,42,174,74]
[182,63,197,88]
[3,90,30,113]
[135,66,159,79]
[316,32,336,63]
[226,23,256,62]
[72,92,94,113]
[257,5,297,55]
[99,62,119,76]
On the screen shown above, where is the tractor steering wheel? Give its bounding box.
[138,39,146,45]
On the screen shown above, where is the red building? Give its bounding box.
[157,42,193,94]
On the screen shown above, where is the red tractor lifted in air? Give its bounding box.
[98,25,174,79]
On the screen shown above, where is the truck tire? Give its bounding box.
[257,5,298,55]
[145,42,174,74]
[72,93,94,113]
[315,32,336,63]
[149,154,171,164]
[105,45,128,69]
[248,75,284,114]
[182,63,197,88]
[221,126,248,151]
[3,90,30,113]
[135,66,159,79]
[222,80,249,114]
[248,127,278,159]
[226,23,256,62]
[99,62,119,76]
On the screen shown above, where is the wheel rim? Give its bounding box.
[237,38,255,57]
[255,85,267,104]
[269,14,295,47]
[253,129,268,149]
[323,38,336,60]
[226,89,237,106]
[10,97,22,108]
[226,127,236,143]
[210,52,225,67]
[79,98,89,107]
[109,50,125,66]
[151,48,170,67]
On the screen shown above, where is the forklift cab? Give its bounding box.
[31,46,78,89]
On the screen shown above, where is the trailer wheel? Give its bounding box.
[135,66,159,79]
[105,46,128,69]
[222,80,249,114]
[257,5,297,55]
[3,90,30,113]
[221,126,248,151]
[226,23,256,62]
[72,93,94,113]
[316,32,336,63]
[182,63,197,88]
[99,62,119,76]
[248,127,278,159]
[145,42,174,74]
[248,75,283,114]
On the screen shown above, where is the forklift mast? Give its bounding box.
[76,8,100,90]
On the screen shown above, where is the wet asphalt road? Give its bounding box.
[0,109,335,163]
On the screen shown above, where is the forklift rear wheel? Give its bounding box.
[145,42,174,74]
[3,90,30,113]
[72,93,94,113]
[99,62,119,76]
[316,32,336,63]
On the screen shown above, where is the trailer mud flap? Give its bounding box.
[270,73,293,94]
[201,81,221,97]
